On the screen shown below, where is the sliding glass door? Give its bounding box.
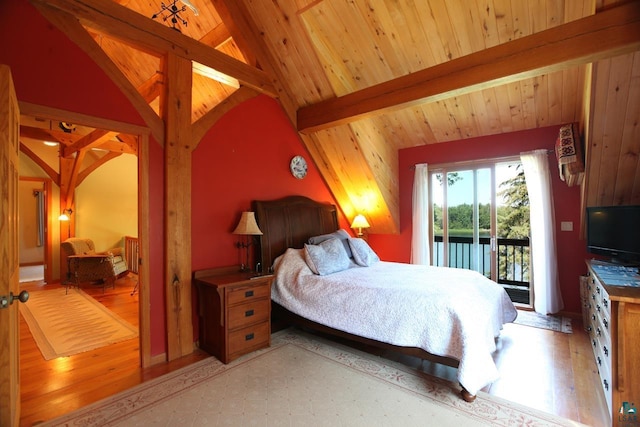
[430,160,530,304]
[431,167,494,277]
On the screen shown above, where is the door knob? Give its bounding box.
[0,290,29,309]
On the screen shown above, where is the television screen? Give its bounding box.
[586,205,640,264]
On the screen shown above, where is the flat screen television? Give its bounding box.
[586,205,640,265]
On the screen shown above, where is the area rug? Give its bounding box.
[514,309,573,334]
[20,287,138,360]
[42,329,584,427]
[19,264,44,282]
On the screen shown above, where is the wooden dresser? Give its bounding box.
[194,268,273,363]
[584,260,640,427]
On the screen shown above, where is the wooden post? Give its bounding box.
[163,53,194,360]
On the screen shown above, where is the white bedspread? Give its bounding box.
[272,248,518,395]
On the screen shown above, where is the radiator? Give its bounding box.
[125,236,139,274]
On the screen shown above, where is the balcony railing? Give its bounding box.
[433,235,530,304]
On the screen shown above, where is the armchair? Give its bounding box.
[61,238,128,293]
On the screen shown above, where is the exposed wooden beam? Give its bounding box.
[191,87,260,148]
[163,53,194,361]
[30,2,165,145]
[30,0,277,98]
[18,142,60,184]
[137,72,163,104]
[19,102,150,137]
[297,2,640,132]
[62,129,119,157]
[19,126,66,144]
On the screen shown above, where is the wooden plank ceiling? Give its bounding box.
[28,0,640,234]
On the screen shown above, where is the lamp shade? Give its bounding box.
[232,211,263,235]
[350,214,370,229]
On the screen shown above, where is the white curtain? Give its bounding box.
[411,164,430,265]
[520,150,564,314]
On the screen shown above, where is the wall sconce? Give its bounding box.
[232,211,263,272]
[350,214,370,238]
[59,208,73,239]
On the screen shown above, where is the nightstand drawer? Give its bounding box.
[228,299,270,329]
[227,281,270,305]
[228,321,270,357]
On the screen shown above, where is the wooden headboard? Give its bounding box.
[253,196,338,272]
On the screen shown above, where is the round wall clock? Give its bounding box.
[290,155,308,179]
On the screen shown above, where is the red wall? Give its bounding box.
[369,126,587,314]
[0,0,343,356]
[191,95,340,271]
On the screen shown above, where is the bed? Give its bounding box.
[253,195,517,402]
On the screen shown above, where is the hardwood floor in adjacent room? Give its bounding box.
[18,275,208,427]
[18,279,609,427]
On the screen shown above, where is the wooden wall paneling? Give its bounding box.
[446,95,479,140]
[489,85,511,134]
[561,67,580,124]
[213,0,315,121]
[585,58,610,207]
[297,4,640,133]
[598,54,632,206]
[163,53,194,361]
[349,119,399,233]
[534,74,551,128]
[444,1,486,54]
[403,107,438,147]
[630,52,640,205]
[93,34,160,89]
[422,101,454,142]
[616,52,640,205]
[506,80,526,132]
[519,77,538,130]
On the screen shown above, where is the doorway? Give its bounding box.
[16,103,152,421]
[430,159,531,304]
[18,177,52,284]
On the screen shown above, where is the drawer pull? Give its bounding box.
[596,305,601,312]
[245,333,254,341]
[245,309,254,317]
[592,314,596,321]
[586,326,592,333]
[592,339,596,347]
[596,328,601,336]
[603,319,608,329]
[592,294,596,300]
[596,287,601,294]
[603,299,608,309]
[597,356,602,366]
[245,290,254,298]
[604,379,609,390]
[603,346,609,356]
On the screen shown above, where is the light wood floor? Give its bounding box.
[19,277,609,427]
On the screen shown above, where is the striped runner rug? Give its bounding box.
[20,287,138,360]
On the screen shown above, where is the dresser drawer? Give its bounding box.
[227,298,270,329]
[228,321,270,358]
[227,281,270,305]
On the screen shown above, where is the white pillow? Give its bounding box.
[304,238,350,275]
[308,229,352,258]
[348,238,380,267]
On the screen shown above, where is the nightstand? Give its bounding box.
[194,267,273,363]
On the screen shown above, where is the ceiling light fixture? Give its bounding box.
[43,141,58,146]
